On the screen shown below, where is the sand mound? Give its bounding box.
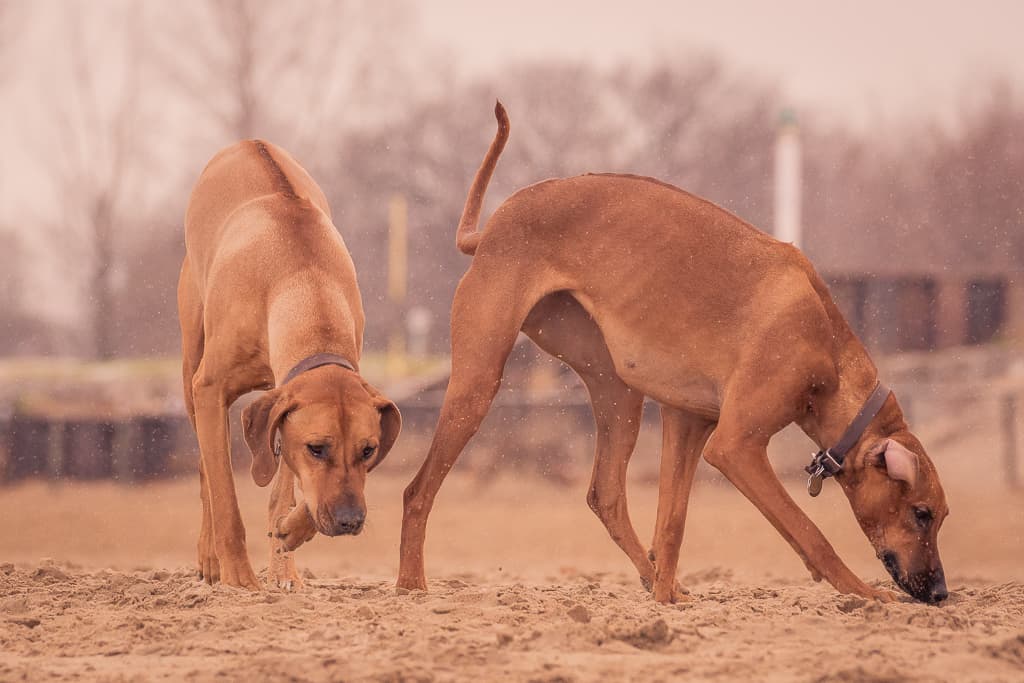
[2,561,1022,682]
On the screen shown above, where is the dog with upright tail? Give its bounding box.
[398,102,949,604]
[179,140,401,590]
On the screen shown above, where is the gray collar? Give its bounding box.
[281,353,357,386]
[805,381,891,496]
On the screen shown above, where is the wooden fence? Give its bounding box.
[0,413,193,482]
[0,345,1021,486]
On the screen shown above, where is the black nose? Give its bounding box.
[905,566,948,604]
[926,569,948,604]
[328,506,365,536]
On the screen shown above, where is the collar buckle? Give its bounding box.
[803,380,892,498]
[806,449,843,477]
[805,449,843,497]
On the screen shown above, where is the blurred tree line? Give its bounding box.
[0,1,1021,358]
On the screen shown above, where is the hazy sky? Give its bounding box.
[420,0,1024,129]
[2,0,1022,324]
[4,0,1021,227]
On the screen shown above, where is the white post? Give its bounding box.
[774,109,802,248]
[407,305,432,358]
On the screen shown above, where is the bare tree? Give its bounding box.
[111,214,186,357]
[801,78,1024,280]
[154,0,415,161]
[616,55,781,229]
[20,0,418,361]
[925,79,1024,269]
[0,0,19,82]
[328,57,784,352]
[0,1,51,355]
[41,5,154,360]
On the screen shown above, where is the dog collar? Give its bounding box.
[273,353,358,458]
[805,381,891,497]
[280,352,357,386]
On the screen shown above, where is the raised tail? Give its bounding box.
[455,100,510,256]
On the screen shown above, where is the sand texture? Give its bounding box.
[1,467,1022,682]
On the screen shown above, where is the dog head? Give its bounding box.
[840,431,949,603]
[242,366,401,537]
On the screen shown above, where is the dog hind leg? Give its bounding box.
[649,406,714,603]
[398,266,542,590]
[582,378,653,588]
[521,292,657,589]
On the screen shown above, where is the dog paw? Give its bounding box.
[653,578,691,604]
[216,547,260,590]
[396,574,427,592]
[646,548,685,601]
[270,564,305,592]
[268,541,305,592]
[197,534,220,584]
[868,588,900,603]
[273,507,317,552]
[270,565,305,592]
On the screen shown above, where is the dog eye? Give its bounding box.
[307,444,327,459]
[361,445,376,461]
[913,506,933,528]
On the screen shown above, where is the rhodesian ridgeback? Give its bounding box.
[179,140,401,590]
[398,102,949,604]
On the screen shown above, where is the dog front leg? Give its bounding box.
[703,430,898,602]
[193,378,260,590]
[197,459,219,582]
[268,465,314,590]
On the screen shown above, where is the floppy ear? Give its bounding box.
[371,399,402,472]
[362,383,402,472]
[241,389,292,487]
[878,439,918,488]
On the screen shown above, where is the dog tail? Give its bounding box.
[455,100,510,256]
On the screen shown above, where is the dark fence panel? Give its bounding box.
[1,413,194,484]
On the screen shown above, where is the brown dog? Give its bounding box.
[398,103,949,604]
[179,140,401,590]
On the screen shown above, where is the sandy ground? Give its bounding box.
[1,466,1023,682]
